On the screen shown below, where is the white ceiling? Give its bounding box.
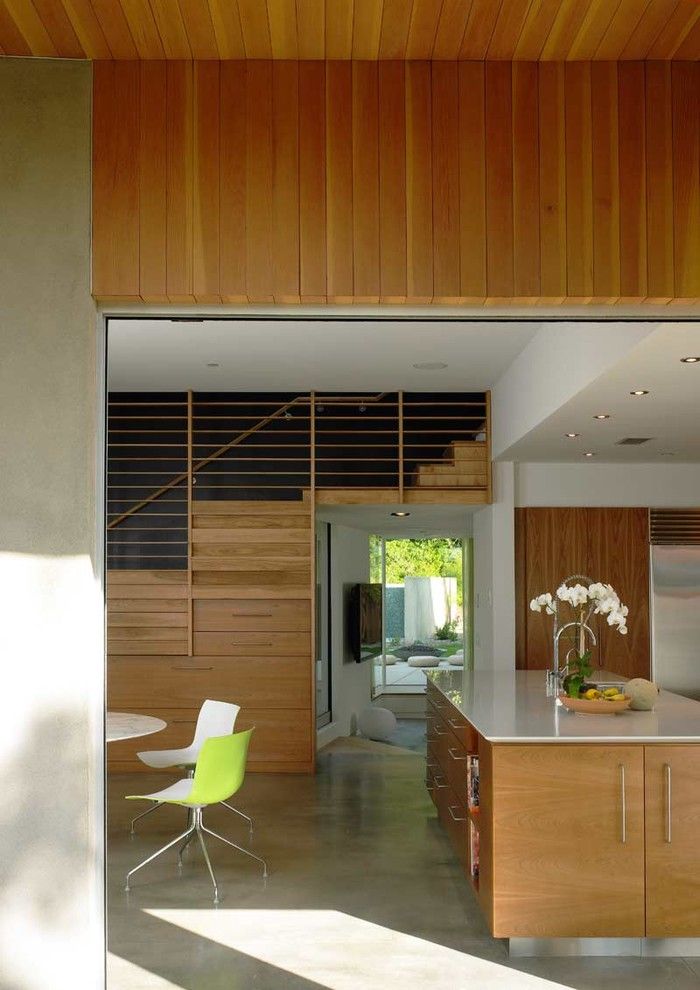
[505,322,700,463]
[107,318,538,392]
[315,503,475,537]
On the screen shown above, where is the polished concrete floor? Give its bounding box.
[108,728,700,990]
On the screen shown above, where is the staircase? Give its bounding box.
[411,441,489,489]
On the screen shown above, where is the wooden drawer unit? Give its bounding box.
[108,655,311,710]
[193,599,310,631]
[193,630,310,656]
[445,738,469,803]
[442,704,478,753]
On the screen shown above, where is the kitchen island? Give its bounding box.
[426,668,700,955]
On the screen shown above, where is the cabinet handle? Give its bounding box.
[426,762,438,770]
[619,764,626,844]
[448,747,467,762]
[664,763,672,844]
[433,725,447,736]
[448,805,468,822]
[448,718,464,730]
[171,665,214,671]
[434,775,448,789]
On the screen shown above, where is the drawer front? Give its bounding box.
[443,705,479,752]
[194,599,311,631]
[107,706,313,771]
[108,655,311,710]
[445,739,469,802]
[193,630,310,656]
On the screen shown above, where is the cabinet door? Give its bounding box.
[491,745,645,938]
[645,746,700,936]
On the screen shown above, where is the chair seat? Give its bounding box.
[136,746,198,769]
[127,777,200,807]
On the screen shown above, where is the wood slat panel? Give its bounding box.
[92,57,700,305]
[193,630,309,655]
[194,599,310,630]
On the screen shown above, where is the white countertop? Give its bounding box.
[427,669,700,743]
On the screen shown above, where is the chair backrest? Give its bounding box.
[188,728,254,806]
[190,699,240,752]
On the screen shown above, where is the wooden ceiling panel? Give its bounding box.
[2,0,700,59]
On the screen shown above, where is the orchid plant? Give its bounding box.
[530,581,629,635]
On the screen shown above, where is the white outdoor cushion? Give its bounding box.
[408,655,440,667]
[448,655,465,666]
[358,706,397,741]
[380,654,399,665]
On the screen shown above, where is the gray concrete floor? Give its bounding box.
[107,732,700,990]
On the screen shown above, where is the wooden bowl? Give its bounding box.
[558,694,631,715]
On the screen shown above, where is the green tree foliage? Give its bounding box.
[369,536,463,606]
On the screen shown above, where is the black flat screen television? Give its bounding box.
[348,582,382,663]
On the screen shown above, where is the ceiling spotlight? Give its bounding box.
[593,414,610,420]
[583,452,596,457]
[412,361,448,370]
[630,389,649,396]
[681,357,700,363]
[391,511,411,517]
[317,404,325,413]
[206,362,219,368]
[358,403,367,413]
[564,433,580,439]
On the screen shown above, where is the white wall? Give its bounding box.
[0,60,103,990]
[317,524,372,747]
[516,462,700,507]
[473,462,516,670]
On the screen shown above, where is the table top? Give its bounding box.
[427,668,700,743]
[106,711,167,743]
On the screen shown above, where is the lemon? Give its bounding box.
[584,688,600,700]
[612,693,627,702]
[603,688,618,698]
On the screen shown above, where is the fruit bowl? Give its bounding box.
[558,694,631,715]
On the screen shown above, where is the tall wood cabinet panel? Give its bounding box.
[645,745,700,936]
[515,507,650,678]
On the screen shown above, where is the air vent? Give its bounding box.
[650,508,700,545]
[616,437,652,445]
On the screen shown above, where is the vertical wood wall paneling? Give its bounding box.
[564,62,593,300]
[672,62,700,299]
[246,61,274,301]
[219,61,247,302]
[138,61,167,300]
[272,61,300,302]
[405,60,433,302]
[431,60,460,302]
[352,60,380,302]
[485,61,514,299]
[299,61,327,302]
[512,62,540,300]
[458,61,487,300]
[645,62,674,302]
[93,61,140,298]
[326,61,354,302]
[591,61,620,302]
[378,61,407,302]
[618,62,647,301]
[166,60,195,301]
[538,62,567,301]
[193,61,220,302]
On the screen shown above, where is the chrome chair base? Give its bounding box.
[125,807,268,903]
[130,798,254,838]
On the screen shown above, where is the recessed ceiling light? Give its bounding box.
[681,356,700,363]
[564,433,580,438]
[391,511,411,517]
[583,452,596,457]
[412,362,448,370]
[206,362,219,368]
[630,389,649,396]
[593,413,610,420]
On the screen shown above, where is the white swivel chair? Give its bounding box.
[129,699,253,837]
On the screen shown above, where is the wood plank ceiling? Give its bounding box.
[2,0,700,60]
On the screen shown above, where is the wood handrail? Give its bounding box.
[107,391,388,530]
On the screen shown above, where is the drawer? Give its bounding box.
[107,706,313,771]
[445,739,469,803]
[193,630,310,656]
[108,655,311,710]
[443,704,478,753]
[194,599,311,631]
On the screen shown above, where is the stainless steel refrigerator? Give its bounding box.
[651,544,700,700]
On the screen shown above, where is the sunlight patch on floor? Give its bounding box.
[108,952,185,990]
[146,909,573,990]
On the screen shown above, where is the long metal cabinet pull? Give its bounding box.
[664,763,672,843]
[619,764,627,844]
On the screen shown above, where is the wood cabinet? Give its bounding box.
[515,507,650,679]
[645,745,700,936]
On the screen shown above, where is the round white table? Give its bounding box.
[106,712,167,743]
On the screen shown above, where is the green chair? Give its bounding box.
[125,728,268,902]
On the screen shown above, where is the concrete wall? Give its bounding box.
[516,462,700,507]
[0,59,103,990]
[317,524,372,747]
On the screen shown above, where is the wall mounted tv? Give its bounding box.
[348,583,382,663]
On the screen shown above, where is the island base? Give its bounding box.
[509,937,700,958]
